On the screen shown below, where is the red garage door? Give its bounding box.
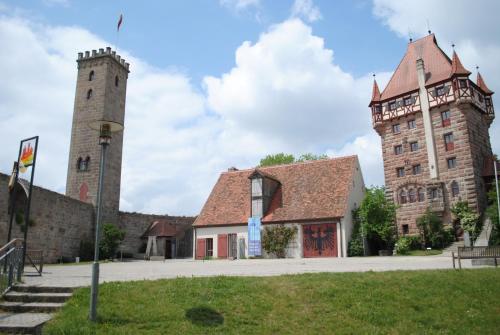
[218,234,228,258]
[196,239,206,259]
[303,223,337,257]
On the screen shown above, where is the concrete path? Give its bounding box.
[21,255,474,288]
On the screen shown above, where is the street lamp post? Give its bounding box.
[88,120,123,322]
[494,158,500,231]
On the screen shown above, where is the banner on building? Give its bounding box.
[248,217,262,256]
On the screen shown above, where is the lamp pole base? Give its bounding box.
[89,261,100,321]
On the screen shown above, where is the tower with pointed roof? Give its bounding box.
[370,34,495,236]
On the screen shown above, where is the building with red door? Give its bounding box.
[192,156,365,259]
[370,34,496,236]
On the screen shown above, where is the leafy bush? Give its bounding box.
[15,211,35,233]
[359,187,397,251]
[416,208,453,249]
[262,224,297,258]
[486,184,500,245]
[348,209,364,256]
[395,236,412,255]
[99,223,125,260]
[451,201,481,244]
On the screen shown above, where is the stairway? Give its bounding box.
[0,286,73,334]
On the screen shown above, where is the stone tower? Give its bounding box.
[66,47,130,224]
[370,34,495,235]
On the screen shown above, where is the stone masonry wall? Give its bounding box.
[118,212,195,255]
[0,173,95,263]
[381,101,490,235]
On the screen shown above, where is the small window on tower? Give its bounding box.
[402,224,409,235]
[87,89,93,100]
[396,167,405,177]
[89,70,94,81]
[399,190,407,204]
[394,145,403,155]
[430,188,439,200]
[407,119,416,129]
[408,189,416,203]
[412,164,421,175]
[374,105,382,113]
[478,94,484,103]
[389,101,397,111]
[459,79,468,89]
[392,124,400,134]
[115,75,119,87]
[403,96,413,106]
[447,157,457,169]
[444,133,454,151]
[441,110,451,127]
[418,188,425,202]
[451,181,460,197]
[410,142,419,152]
[436,85,445,96]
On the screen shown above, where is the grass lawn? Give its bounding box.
[44,269,500,335]
[401,249,443,256]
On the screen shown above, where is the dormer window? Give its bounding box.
[249,171,280,219]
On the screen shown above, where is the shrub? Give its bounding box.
[261,224,297,258]
[416,208,453,249]
[348,209,365,256]
[359,187,397,251]
[395,236,411,255]
[486,184,500,245]
[99,223,125,260]
[451,201,481,244]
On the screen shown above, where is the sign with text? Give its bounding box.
[248,217,262,257]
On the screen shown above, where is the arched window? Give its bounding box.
[399,190,407,204]
[89,70,94,81]
[77,156,90,171]
[418,188,425,202]
[115,75,119,87]
[76,157,82,170]
[451,181,460,197]
[408,189,416,203]
[87,89,93,100]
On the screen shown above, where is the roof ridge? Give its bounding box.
[223,155,357,174]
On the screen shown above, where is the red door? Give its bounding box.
[196,239,206,259]
[217,234,228,258]
[303,223,337,257]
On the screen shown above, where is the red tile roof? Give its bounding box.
[380,34,455,101]
[477,72,494,95]
[142,220,178,237]
[194,156,360,227]
[370,79,381,106]
[450,51,471,76]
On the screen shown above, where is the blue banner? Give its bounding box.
[248,217,261,256]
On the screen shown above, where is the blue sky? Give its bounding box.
[1,0,499,215]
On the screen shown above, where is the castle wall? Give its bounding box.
[0,173,95,263]
[117,211,195,255]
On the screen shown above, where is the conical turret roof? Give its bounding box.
[477,72,494,95]
[450,51,471,76]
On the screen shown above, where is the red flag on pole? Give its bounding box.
[117,14,123,32]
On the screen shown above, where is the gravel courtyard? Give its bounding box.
[21,255,473,288]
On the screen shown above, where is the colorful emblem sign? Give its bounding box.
[19,141,35,173]
[248,217,262,256]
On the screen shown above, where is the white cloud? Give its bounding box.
[220,0,260,12]
[0,12,390,216]
[373,0,500,155]
[290,0,322,22]
[42,0,70,7]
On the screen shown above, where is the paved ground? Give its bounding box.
[20,255,474,288]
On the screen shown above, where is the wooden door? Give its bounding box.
[165,239,172,259]
[196,239,206,259]
[218,234,228,258]
[302,223,337,257]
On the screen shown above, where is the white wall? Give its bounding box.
[195,225,248,258]
[341,157,366,257]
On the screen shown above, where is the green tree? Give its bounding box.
[451,201,481,244]
[259,153,328,167]
[358,187,397,251]
[261,224,297,258]
[99,223,125,260]
[416,208,453,249]
[348,208,364,256]
[486,184,500,245]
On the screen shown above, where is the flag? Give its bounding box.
[117,14,123,32]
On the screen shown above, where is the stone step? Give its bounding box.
[0,312,52,335]
[12,285,74,294]
[3,291,72,303]
[0,302,64,313]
